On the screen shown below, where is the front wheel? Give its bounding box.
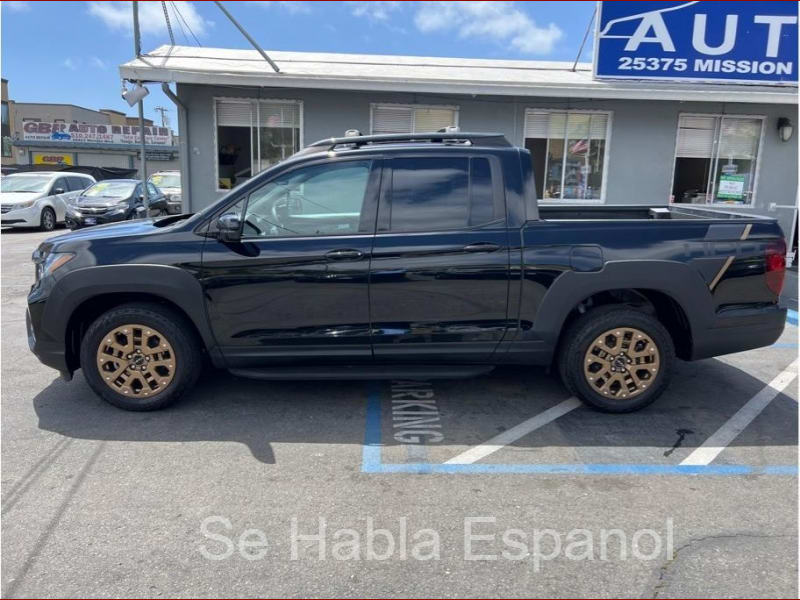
[558,307,675,413]
[80,303,202,410]
[39,207,56,232]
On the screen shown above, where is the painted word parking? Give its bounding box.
[363,318,798,476]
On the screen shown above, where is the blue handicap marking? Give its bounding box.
[787,309,798,327]
[361,384,798,477]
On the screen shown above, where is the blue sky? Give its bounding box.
[1,1,596,130]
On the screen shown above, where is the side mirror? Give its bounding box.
[217,212,242,243]
[52,187,65,195]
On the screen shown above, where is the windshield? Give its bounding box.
[149,173,180,188]
[83,181,136,199]
[1,175,52,193]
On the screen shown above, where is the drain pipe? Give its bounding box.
[161,83,191,213]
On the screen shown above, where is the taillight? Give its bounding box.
[765,241,787,296]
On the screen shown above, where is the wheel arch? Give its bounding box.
[533,261,711,361]
[47,265,220,373]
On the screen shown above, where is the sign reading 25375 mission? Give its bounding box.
[594,1,798,84]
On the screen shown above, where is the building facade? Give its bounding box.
[120,45,798,253]
[2,94,179,172]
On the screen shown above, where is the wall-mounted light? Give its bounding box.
[777,117,793,142]
[121,82,149,107]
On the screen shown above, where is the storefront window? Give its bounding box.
[524,110,609,201]
[671,114,763,206]
[371,104,458,134]
[215,99,301,190]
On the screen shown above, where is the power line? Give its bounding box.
[161,1,175,45]
[170,1,202,46]
[169,1,190,45]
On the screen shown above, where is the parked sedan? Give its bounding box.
[65,179,168,229]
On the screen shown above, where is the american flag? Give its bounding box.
[569,139,589,155]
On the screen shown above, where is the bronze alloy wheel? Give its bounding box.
[583,326,660,400]
[95,323,176,398]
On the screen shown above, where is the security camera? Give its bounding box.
[122,84,150,107]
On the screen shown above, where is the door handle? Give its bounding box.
[325,248,364,261]
[463,242,501,253]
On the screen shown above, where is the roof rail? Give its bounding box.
[305,131,512,152]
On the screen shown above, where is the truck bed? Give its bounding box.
[538,204,768,222]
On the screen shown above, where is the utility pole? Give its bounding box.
[153,106,170,128]
[132,0,149,209]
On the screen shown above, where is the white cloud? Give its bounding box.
[414,1,563,55]
[253,1,310,14]
[90,56,107,69]
[62,58,78,70]
[3,1,30,12]
[87,1,212,38]
[347,1,400,21]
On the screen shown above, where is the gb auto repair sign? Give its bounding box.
[594,1,798,84]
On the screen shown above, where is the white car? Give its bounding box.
[1,172,96,231]
[148,170,182,214]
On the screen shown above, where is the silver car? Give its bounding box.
[1,172,96,231]
[148,170,182,214]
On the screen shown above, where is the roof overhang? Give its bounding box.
[120,46,798,105]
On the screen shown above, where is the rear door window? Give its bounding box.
[388,156,501,232]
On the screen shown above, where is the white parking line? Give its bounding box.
[680,359,799,466]
[444,397,582,465]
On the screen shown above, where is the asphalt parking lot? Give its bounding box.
[2,228,798,598]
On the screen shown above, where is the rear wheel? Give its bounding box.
[558,307,674,413]
[80,303,202,410]
[39,207,56,232]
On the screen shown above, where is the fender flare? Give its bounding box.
[531,260,713,347]
[45,264,218,351]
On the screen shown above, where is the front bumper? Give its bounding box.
[166,201,182,215]
[65,208,128,229]
[27,303,71,378]
[1,204,40,227]
[691,304,787,360]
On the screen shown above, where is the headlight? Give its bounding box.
[12,199,35,210]
[170,194,181,203]
[33,251,75,281]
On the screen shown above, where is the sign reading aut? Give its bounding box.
[594,1,799,84]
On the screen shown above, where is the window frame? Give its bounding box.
[213,96,304,193]
[377,153,506,234]
[369,102,460,135]
[238,156,381,241]
[669,112,766,208]
[523,108,613,205]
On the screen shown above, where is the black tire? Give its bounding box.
[558,306,675,413]
[39,207,56,232]
[80,302,202,411]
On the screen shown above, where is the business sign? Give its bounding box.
[717,174,746,201]
[594,1,798,84]
[32,152,74,166]
[22,121,173,146]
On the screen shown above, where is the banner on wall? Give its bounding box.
[22,121,173,146]
[594,1,799,84]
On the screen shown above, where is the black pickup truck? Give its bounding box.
[27,132,787,412]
